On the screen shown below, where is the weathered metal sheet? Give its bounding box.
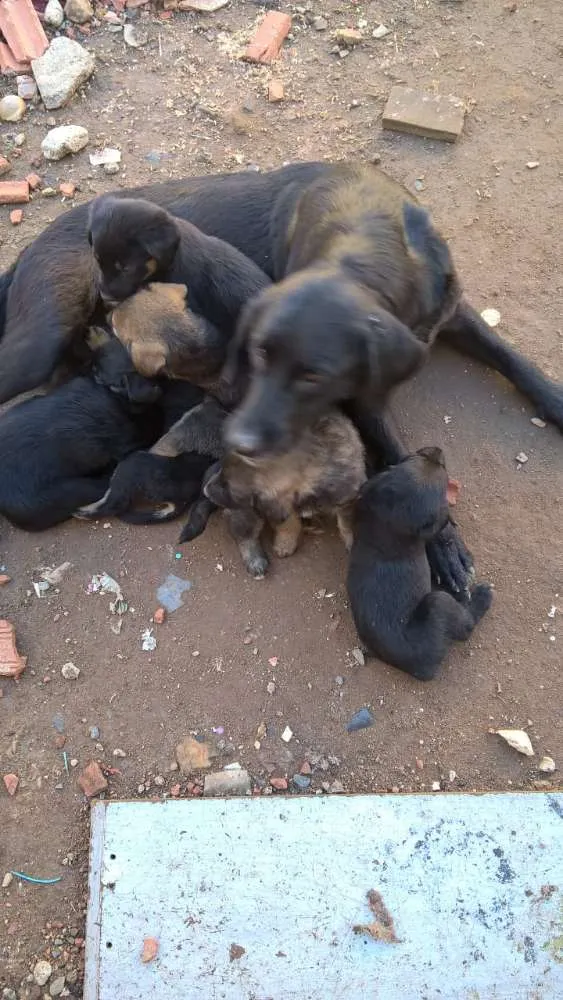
[85,793,563,999]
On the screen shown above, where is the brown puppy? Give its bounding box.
[110,282,229,396]
[179,412,366,579]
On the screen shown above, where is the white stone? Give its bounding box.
[32,37,95,111]
[44,0,64,27]
[0,95,26,123]
[61,660,81,679]
[480,307,501,327]
[42,125,89,161]
[33,961,52,987]
[372,24,390,39]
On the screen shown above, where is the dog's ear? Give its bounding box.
[362,310,428,400]
[140,212,181,272]
[130,341,167,377]
[221,293,269,387]
[402,202,461,331]
[203,466,232,509]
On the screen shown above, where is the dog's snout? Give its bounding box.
[225,425,264,457]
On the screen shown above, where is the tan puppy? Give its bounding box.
[110,282,228,392]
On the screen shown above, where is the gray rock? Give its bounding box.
[32,37,95,111]
[2,990,17,1000]
[65,0,93,24]
[291,774,311,791]
[44,0,64,27]
[49,976,66,997]
[33,961,52,987]
[42,126,89,162]
[204,770,251,797]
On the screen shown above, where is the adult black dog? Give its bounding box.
[0,337,162,531]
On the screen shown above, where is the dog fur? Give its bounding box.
[180,411,366,578]
[347,447,493,681]
[0,337,162,531]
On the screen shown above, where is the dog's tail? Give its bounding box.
[0,264,16,341]
[178,496,217,543]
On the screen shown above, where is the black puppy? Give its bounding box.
[87,195,271,339]
[347,447,493,681]
[0,337,161,531]
[76,381,216,525]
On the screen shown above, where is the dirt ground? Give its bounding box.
[1,0,562,994]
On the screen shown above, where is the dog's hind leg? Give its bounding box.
[439,300,563,431]
[226,508,268,579]
[272,510,302,558]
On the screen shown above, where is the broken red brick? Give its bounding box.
[141,937,159,963]
[299,760,312,775]
[244,11,291,64]
[10,208,23,224]
[0,619,27,679]
[78,760,108,798]
[0,180,29,204]
[25,171,41,190]
[153,607,166,625]
[59,181,76,198]
[270,776,288,791]
[170,783,181,797]
[3,773,19,796]
[268,79,284,103]
[0,156,11,177]
[0,574,11,585]
[0,0,48,64]
[0,40,30,75]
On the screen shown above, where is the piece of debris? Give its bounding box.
[61,661,80,680]
[40,561,72,586]
[270,776,288,791]
[334,28,363,46]
[0,94,25,122]
[88,572,127,614]
[78,760,108,797]
[351,646,365,666]
[0,180,29,204]
[292,773,311,791]
[267,681,276,695]
[26,171,41,189]
[330,779,345,794]
[446,478,461,506]
[9,208,23,225]
[547,605,557,619]
[140,937,159,963]
[495,728,534,756]
[382,85,466,142]
[49,976,66,997]
[281,725,293,743]
[372,24,390,39]
[313,16,328,31]
[65,0,93,24]
[515,452,528,465]
[0,574,11,586]
[526,161,540,169]
[89,147,121,167]
[0,620,27,678]
[2,872,13,888]
[176,736,214,773]
[268,656,278,667]
[123,22,148,47]
[353,890,400,943]
[204,770,251,796]
[41,124,89,161]
[33,961,53,987]
[244,11,292,64]
[32,37,96,111]
[33,579,50,598]
[229,943,246,962]
[59,181,76,198]
[347,707,374,733]
[153,607,166,625]
[268,79,284,103]
[156,573,192,612]
[44,0,64,28]
[141,628,157,652]
[10,870,61,885]
[530,417,546,428]
[538,756,556,773]
[481,307,501,327]
[0,156,10,176]
[0,0,48,64]
[431,781,441,791]
[180,0,229,9]
[449,770,457,783]
[3,773,19,796]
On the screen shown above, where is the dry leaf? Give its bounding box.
[353,890,400,944]
[141,937,159,963]
[496,729,534,756]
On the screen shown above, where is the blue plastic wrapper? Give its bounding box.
[156,574,192,613]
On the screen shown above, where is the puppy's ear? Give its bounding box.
[130,341,167,377]
[221,293,268,387]
[140,213,180,272]
[203,467,232,509]
[402,202,461,331]
[362,310,427,400]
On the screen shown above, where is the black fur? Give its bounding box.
[347,448,493,681]
[0,339,162,531]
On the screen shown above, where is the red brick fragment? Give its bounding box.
[244,11,291,64]
[0,157,11,177]
[268,79,284,103]
[59,181,76,198]
[0,0,48,63]
[0,574,11,585]
[3,773,19,796]
[0,180,29,204]
[78,760,108,798]
[26,172,41,190]
[0,619,27,678]
[10,208,23,224]
[0,40,30,75]
[270,776,288,791]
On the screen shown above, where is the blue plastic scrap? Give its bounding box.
[346,707,375,732]
[156,574,192,613]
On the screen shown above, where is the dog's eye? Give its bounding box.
[298,371,324,384]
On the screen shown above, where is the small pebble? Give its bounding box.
[530,417,546,428]
[538,756,555,773]
[526,161,540,169]
[0,95,26,123]
[89,726,100,740]
[515,451,528,464]
[33,961,52,987]
[266,681,276,695]
[113,748,126,758]
[49,976,66,997]
[2,872,13,888]
[346,707,374,732]
[292,773,311,791]
[154,775,165,786]
[281,725,293,743]
[351,647,365,666]
[372,24,390,39]
[481,308,501,327]
[61,662,80,680]
[313,15,328,30]
[330,779,345,794]
[335,675,344,686]
[432,781,441,791]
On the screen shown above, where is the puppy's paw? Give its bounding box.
[273,534,300,558]
[469,582,493,624]
[245,553,270,579]
[427,520,473,596]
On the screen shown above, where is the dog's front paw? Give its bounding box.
[245,553,269,579]
[427,520,473,595]
[469,582,493,623]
